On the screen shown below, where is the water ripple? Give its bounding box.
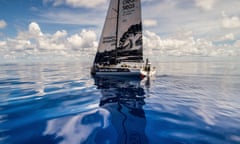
[0,61,240,144]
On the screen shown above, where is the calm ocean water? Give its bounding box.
[0,59,240,144]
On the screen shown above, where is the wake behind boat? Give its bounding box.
[91,0,155,77]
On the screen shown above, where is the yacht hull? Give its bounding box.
[95,71,142,76]
[91,67,145,78]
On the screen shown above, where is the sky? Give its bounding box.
[0,0,240,62]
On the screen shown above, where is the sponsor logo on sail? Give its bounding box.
[123,0,136,10]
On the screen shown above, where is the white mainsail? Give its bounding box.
[94,0,143,65]
[117,0,143,62]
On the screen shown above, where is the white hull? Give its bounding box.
[95,72,141,76]
[95,70,155,78]
[95,69,142,76]
[92,63,155,78]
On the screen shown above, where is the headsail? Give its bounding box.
[117,0,143,63]
[94,0,118,65]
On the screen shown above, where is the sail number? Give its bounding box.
[123,0,136,10]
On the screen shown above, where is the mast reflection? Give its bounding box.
[94,76,148,144]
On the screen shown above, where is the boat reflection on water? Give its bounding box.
[42,76,149,144]
[94,76,148,144]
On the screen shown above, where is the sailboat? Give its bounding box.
[91,0,155,77]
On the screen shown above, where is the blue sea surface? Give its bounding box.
[0,59,240,144]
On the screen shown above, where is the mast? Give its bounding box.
[115,0,120,64]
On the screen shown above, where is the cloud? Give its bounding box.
[39,9,105,27]
[222,11,240,29]
[143,30,212,56]
[143,30,240,57]
[234,40,240,48]
[217,33,235,41]
[143,19,157,27]
[1,21,240,62]
[67,29,97,49]
[53,30,68,40]
[0,22,98,61]
[43,0,107,8]
[29,22,43,36]
[195,0,216,11]
[0,20,7,29]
